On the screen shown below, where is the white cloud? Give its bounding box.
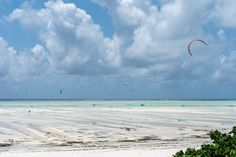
[211,0,236,28]
[0,38,15,78]
[14,44,49,76]
[92,0,217,81]
[217,29,226,40]
[0,38,48,82]
[213,51,236,81]
[3,0,236,86]
[9,0,121,75]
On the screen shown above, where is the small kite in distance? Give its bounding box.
[123,82,128,86]
[59,89,63,94]
[188,39,207,56]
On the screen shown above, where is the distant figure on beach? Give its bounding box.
[93,104,96,107]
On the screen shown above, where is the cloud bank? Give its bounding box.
[1,0,236,86]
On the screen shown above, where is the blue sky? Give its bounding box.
[0,0,236,99]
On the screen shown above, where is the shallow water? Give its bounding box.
[0,100,236,108]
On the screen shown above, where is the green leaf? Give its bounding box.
[174,126,236,157]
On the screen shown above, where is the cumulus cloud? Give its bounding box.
[8,0,121,75]
[213,51,236,82]
[217,29,226,40]
[2,0,236,86]
[15,44,49,76]
[0,38,48,81]
[92,0,218,81]
[211,0,236,28]
[0,38,15,78]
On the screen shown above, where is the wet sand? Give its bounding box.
[0,149,180,157]
[0,106,235,154]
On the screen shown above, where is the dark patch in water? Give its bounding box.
[162,139,178,142]
[118,136,160,142]
[67,140,84,144]
[120,127,137,131]
[190,134,209,139]
[137,136,160,141]
[192,128,209,132]
[117,139,136,142]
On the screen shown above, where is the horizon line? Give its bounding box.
[0,98,236,101]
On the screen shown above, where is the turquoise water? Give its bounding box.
[0,100,236,108]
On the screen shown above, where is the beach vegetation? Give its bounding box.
[174,126,236,157]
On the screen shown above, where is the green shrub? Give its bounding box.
[174,126,236,157]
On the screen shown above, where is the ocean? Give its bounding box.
[0,100,236,108]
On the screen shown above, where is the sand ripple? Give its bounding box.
[0,106,235,151]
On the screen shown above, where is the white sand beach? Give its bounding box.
[0,149,180,157]
[0,101,236,156]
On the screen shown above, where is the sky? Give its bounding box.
[0,0,236,99]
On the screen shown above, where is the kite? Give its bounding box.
[59,89,63,94]
[188,39,207,56]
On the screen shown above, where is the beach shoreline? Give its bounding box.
[0,149,182,157]
[0,100,235,156]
